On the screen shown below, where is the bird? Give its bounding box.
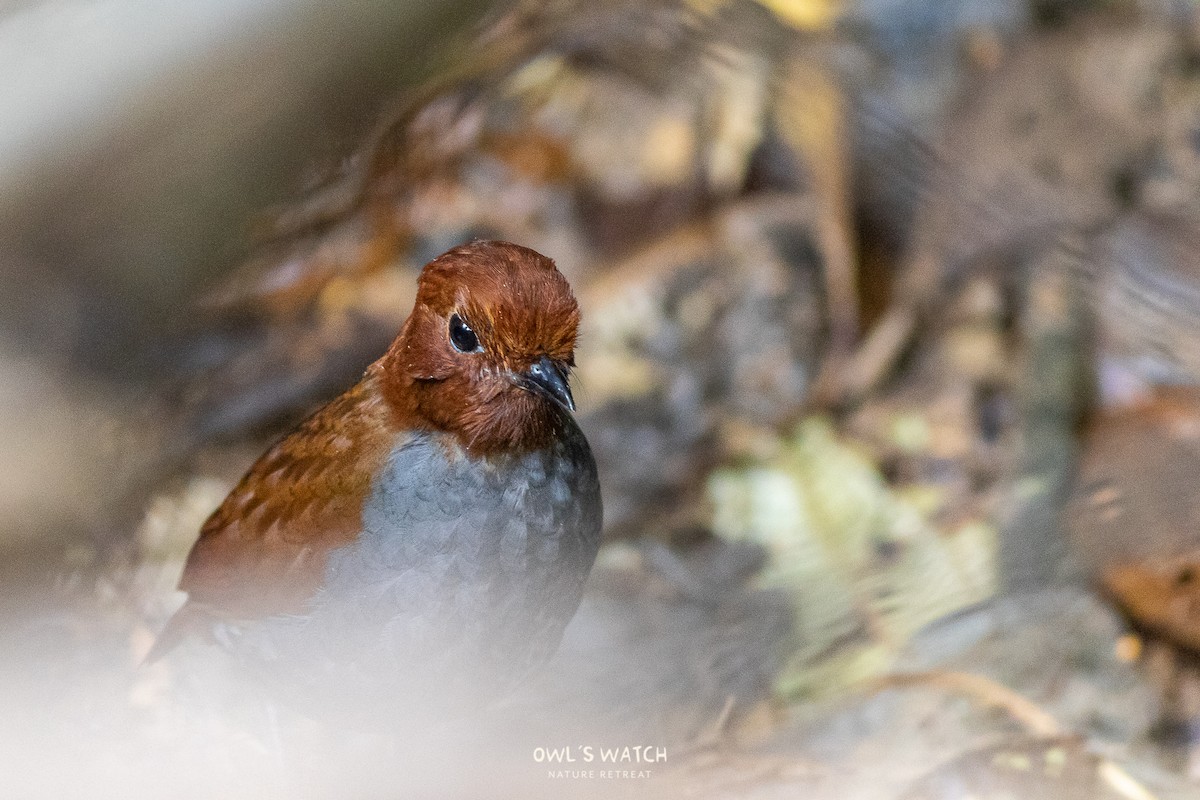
[149,240,603,722]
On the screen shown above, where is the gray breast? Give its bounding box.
[268,416,602,701]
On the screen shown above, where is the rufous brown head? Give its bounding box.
[380,240,582,455]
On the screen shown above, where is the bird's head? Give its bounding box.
[380,240,582,456]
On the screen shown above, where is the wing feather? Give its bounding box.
[176,373,399,623]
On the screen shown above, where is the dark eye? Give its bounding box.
[449,313,481,353]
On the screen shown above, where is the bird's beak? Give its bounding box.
[522,355,575,412]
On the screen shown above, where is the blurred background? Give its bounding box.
[7,0,1200,797]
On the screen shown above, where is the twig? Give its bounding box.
[868,669,1062,736]
[672,695,739,760]
[866,669,1160,800]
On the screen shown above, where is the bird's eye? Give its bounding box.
[449,313,481,353]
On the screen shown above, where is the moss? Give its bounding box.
[708,415,997,699]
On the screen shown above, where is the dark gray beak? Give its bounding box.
[523,355,575,412]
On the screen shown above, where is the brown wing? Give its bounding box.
[177,372,399,622]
